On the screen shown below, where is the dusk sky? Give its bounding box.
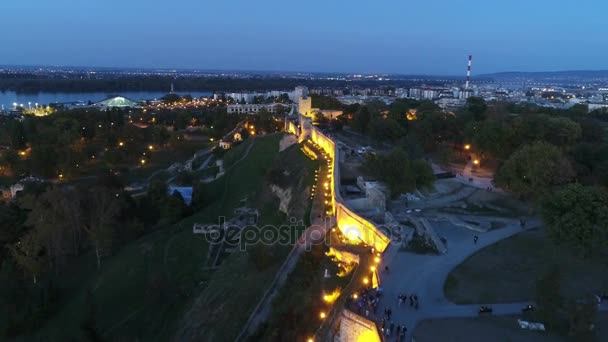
[2,0,606,75]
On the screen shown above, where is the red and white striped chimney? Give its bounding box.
[465,55,472,89]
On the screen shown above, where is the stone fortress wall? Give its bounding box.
[294,104,390,252]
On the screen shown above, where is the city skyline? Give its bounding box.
[3,0,607,75]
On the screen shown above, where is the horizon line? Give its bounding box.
[2,64,608,78]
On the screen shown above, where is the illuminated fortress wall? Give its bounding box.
[285,119,298,136]
[299,115,390,253]
[338,309,382,342]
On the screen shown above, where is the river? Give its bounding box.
[0,90,212,110]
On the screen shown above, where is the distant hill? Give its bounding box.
[477,70,608,82]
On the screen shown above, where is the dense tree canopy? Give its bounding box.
[364,148,434,197]
[495,141,574,197]
[542,184,608,257]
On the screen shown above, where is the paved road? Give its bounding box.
[377,218,543,341]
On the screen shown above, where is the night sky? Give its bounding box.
[2,0,606,74]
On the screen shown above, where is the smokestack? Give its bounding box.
[465,55,472,89]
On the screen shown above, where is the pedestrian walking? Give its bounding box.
[473,235,478,244]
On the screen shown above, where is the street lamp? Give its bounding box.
[473,159,480,166]
[464,144,471,150]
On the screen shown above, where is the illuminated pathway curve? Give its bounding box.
[377,218,608,342]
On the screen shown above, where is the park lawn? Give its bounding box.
[444,228,608,304]
[414,315,564,342]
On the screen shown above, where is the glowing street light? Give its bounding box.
[319,312,326,319]
[464,144,471,150]
[140,159,146,165]
[148,145,154,151]
[473,159,480,166]
[118,141,124,147]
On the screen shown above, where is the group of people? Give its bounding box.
[398,293,419,310]
[379,313,407,341]
[350,287,381,318]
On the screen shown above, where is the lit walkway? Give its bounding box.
[377,218,544,341]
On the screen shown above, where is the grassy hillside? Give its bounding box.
[18,134,317,341]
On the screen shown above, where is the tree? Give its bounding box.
[149,125,170,146]
[274,104,287,116]
[536,267,562,326]
[464,96,487,120]
[85,187,121,269]
[314,112,329,126]
[365,99,388,117]
[411,159,435,189]
[29,145,59,177]
[0,149,22,175]
[568,299,597,340]
[541,184,608,257]
[1,120,26,149]
[388,100,410,127]
[363,148,434,197]
[7,230,47,283]
[278,93,291,103]
[352,106,371,133]
[310,94,342,110]
[255,109,276,133]
[495,141,574,197]
[162,191,188,224]
[545,117,581,147]
[367,118,405,141]
[468,120,509,159]
[161,93,181,104]
[24,188,77,272]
